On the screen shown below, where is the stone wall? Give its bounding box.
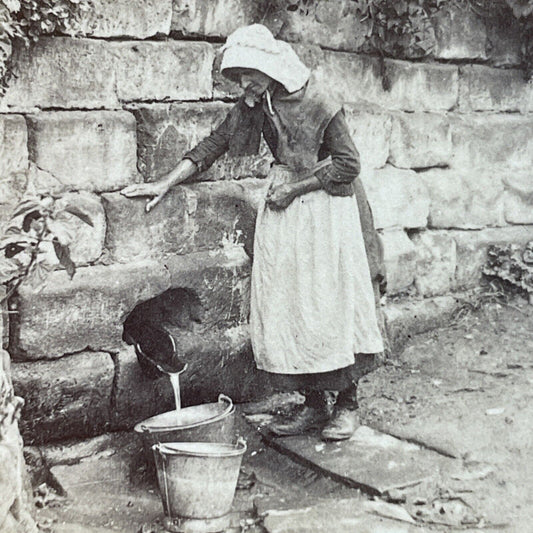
[1,0,533,446]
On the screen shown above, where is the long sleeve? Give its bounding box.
[315,110,361,196]
[182,110,233,173]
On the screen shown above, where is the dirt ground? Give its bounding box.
[32,295,533,532]
[357,295,533,531]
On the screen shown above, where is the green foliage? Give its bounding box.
[483,242,533,300]
[352,0,446,59]
[261,0,533,80]
[0,191,93,303]
[0,0,91,93]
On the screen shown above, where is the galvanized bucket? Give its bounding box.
[134,395,236,462]
[153,440,246,530]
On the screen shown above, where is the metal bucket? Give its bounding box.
[153,440,246,531]
[134,395,236,461]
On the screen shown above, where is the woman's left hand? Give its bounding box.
[266,184,296,210]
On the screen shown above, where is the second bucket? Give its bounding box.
[153,440,246,533]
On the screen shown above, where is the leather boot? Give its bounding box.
[268,405,330,437]
[321,407,360,441]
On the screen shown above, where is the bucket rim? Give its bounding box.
[134,395,234,434]
[153,439,246,458]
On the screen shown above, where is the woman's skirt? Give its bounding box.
[250,165,384,382]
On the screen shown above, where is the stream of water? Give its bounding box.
[168,372,182,412]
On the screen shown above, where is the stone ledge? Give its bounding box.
[384,295,459,355]
[11,248,253,359]
[12,351,115,445]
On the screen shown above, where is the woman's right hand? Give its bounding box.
[120,181,170,213]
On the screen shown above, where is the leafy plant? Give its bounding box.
[0,0,91,94]
[260,0,533,81]
[0,193,93,304]
[483,242,533,303]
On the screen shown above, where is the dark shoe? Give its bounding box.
[321,408,360,441]
[268,406,330,437]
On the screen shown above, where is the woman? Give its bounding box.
[122,24,384,441]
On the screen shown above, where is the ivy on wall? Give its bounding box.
[261,0,533,80]
[0,0,91,94]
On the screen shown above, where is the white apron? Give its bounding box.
[250,165,384,374]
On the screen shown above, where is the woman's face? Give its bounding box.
[235,68,273,107]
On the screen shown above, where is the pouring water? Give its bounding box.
[168,372,182,412]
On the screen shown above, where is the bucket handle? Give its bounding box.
[218,393,233,413]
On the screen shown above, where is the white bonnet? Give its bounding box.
[220,24,310,94]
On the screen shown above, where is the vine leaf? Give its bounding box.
[12,199,40,218]
[62,206,94,227]
[53,238,76,279]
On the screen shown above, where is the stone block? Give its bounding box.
[110,344,173,430]
[485,11,522,67]
[360,166,430,230]
[383,296,458,355]
[12,261,171,359]
[172,0,260,37]
[67,0,172,38]
[0,38,119,111]
[0,171,27,233]
[55,192,106,265]
[262,497,419,533]
[344,108,391,170]
[451,226,533,290]
[102,180,262,262]
[268,0,370,53]
[298,46,459,112]
[389,113,452,169]
[163,248,251,331]
[11,351,114,445]
[411,231,456,297]
[431,4,488,61]
[0,114,28,178]
[503,192,531,225]
[134,103,273,182]
[112,325,261,429]
[503,171,533,225]
[111,41,214,102]
[450,114,533,170]
[420,168,505,229]
[0,38,214,111]
[380,230,416,294]
[26,111,139,194]
[213,45,241,100]
[458,65,533,113]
